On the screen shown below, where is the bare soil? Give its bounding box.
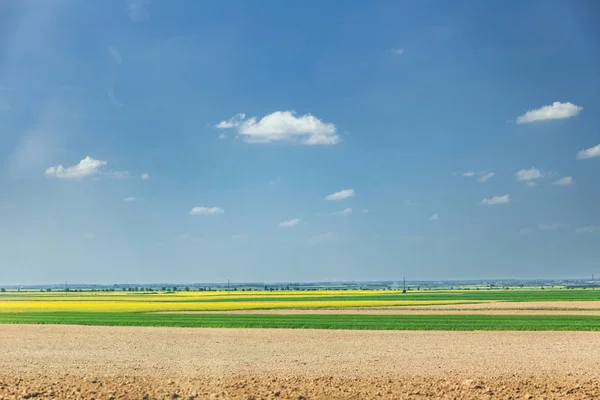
[1,325,600,399]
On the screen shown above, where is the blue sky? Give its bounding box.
[1,0,599,284]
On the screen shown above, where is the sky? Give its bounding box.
[1,0,599,285]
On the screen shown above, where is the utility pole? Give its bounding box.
[227,279,230,295]
[403,277,406,293]
[593,274,595,290]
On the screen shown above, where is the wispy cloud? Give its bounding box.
[126,0,150,21]
[477,172,495,183]
[515,167,545,182]
[325,189,355,201]
[389,48,404,55]
[189,206,225,216]
[108,46,122,64]
[268,177,281,185]
[553,176,573,185]
[516,101,582,124]
[575,226,597,234]
[45,156,107,180]
[361,209,369,213]
[331,208,352,216]
[124,197,136,202]
[112,170,132,180]
[217,132,227,140]
[429,214,439,221]
[577,144,600,160]
[279,218,301,227]
[479,194,510,205]
[404,200,417,206]
[518,228,533,235]
[215,113,246,128]
[216,111,339,145]
[141,172,150,180]
[308,232,333,245]
[462,171,475,177]
[106,80,123,107]
[538,222,568,231]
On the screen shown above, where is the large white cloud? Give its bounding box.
[279,218,301,227]
[577,144,600,160]
[216,111,339,145]
[479,194,510,205]
[189,206,225,216]
[516,101,582,124]
[515,167,545,182]
[325,189,355,201]
[44,156,107,180]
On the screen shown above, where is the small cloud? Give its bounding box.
[268,177,281,185]
[108,46,122,64]
[217,132,227,140]
[307,232,333,245]
[126,0,150,21]
[331,208,352,216]
[577,144,600,160]
[189,206,225,216]
[124,196,136,202]
[576,226,597,234]
[325,189,355,201]
[518,228,533,235]
[538,222,568,231]
[112,170,132,179]
[477,172,495,183]
[218,111,339,145]
[429,214,439,221]
[361,209,369,213]
[106,80,123,107]
[141,172,150,180]
[516,101,582,124]
[553,176,573,185]
[279,218,301,227]
[404,200,417,206]
[389,48,404,55]
[515,167,545,182]
[479,194,510,205]
[83,232,95,239]
[215,113,246,129]
[232,234,248,240]
[45,156,107,180]
[462,171,475,177]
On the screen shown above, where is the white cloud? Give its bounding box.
[477,172,495,183]
[331,208,352,216]
[108,46,122,64]
[516,101,583,124]
[112,171,132,179]
[518,228,533,235]
[218,111,338,145]
[268,177,281,185]
[429,214,439,221]
[45,156,107,180]
[217,132,227,140]
[189,207,225,216]
[307,232,333,245]
[479,194,510,205]
[279,218,301,227]
[576,226,597,234]
[553,176,573,185]
[404,200,417,206]
[215,113,246,129]
[538,222,567,231]
[124,197,136,202]
[126,0,150,21]
[389,48,404,55]
[141,172,150,180]
[106,80,123,107]
[325,189,355,201]
[361,209,369,213]
[515,167,545,182]
[463,171,475,177]
[577,144,600,160]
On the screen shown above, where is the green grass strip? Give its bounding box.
[1,312,600,331]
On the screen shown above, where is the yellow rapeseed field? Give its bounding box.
[0,290,473,312]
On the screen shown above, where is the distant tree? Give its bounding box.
[0,288,5,292]
[65,287,70,292]
[172,287,177,292]
[161,287,166,291]
[46,288,52,292]
[184,286,190,292]
[264,285,268,291]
